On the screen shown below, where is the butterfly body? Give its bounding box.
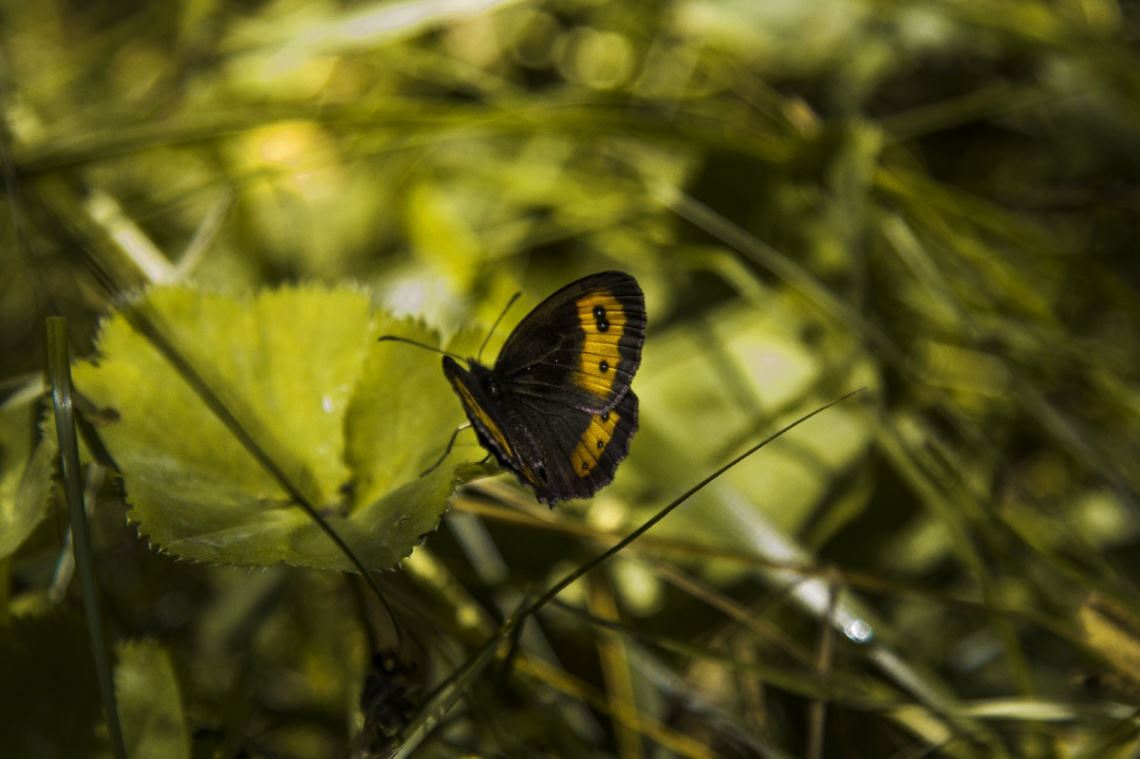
[442,272,645,505]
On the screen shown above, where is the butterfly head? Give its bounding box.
[442,356,501,400]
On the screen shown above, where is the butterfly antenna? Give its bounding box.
[477,292,521,363]
[377,335,464,361]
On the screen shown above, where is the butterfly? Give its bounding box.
[385,272,646,505]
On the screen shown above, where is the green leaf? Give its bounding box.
[116,640,189,759]
[0,385,55,561]
[72,286,468,570]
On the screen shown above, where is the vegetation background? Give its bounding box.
[2,0,1140,756]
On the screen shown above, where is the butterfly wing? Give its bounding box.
[496,271,646,414]
[443,356,630,503]
[442,357,522,474]
[512,389,640,504]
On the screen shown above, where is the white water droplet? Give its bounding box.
[844,619,873,644]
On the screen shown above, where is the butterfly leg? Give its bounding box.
[420,422,472,477]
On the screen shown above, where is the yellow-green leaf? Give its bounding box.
[72,286,469,570]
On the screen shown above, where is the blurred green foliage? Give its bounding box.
[2,0,1140,756]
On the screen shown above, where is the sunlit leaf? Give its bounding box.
[72,286,468,570]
